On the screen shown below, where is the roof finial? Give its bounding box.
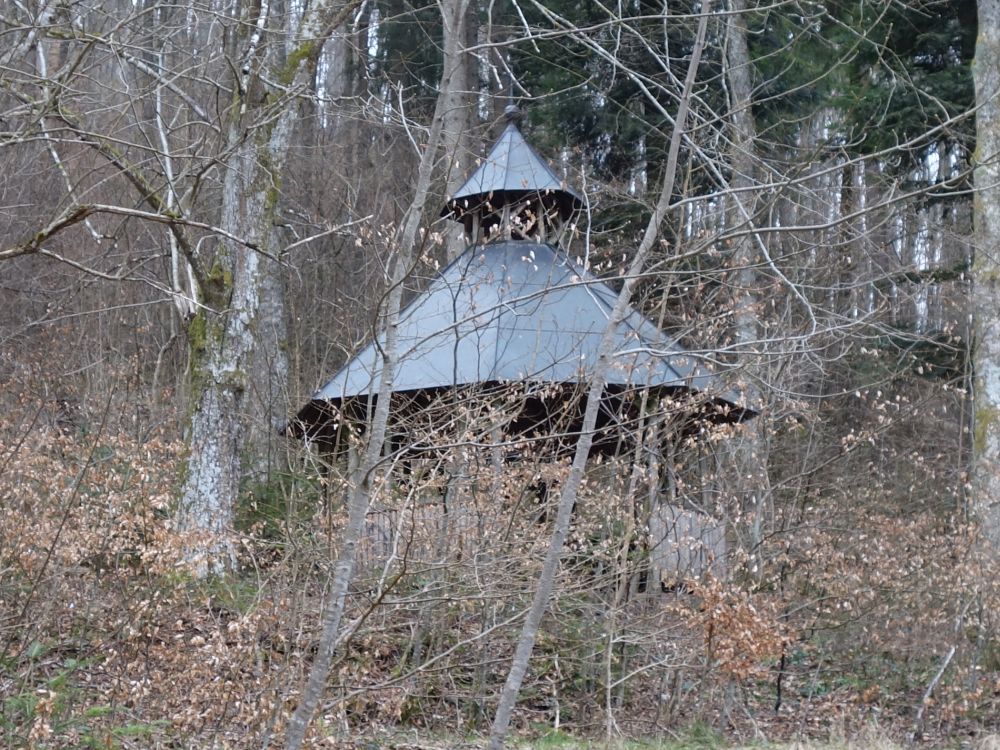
[504,103,522,126]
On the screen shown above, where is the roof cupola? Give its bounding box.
[441,105,584,245]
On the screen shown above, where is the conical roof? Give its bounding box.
[296,242,745,420]
[442,108,584,223]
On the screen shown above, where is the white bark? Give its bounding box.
[154,48,199,317]
[0,0,57,69]
[177,130,271,575]
[34,28,103,246]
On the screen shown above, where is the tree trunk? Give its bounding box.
[244,230,291,485]
[178,131,270,575]
[724,0,770,566]
[281,2,466,746]
[486,7,712,747]
[177,0,359,576]
[439,0,476,262]
[972,0,1000,550]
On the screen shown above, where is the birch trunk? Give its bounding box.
[972,0,1000,550]
[486,7,712,747]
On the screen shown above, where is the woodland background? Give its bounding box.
[3,0,1000,748]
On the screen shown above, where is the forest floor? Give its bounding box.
[307,726,1000,750]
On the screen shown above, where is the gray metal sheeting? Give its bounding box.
[311,241,735,403]
[444,123,584,216]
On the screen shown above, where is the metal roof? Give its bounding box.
[303,241,740,408]
[442,114,584,222]
[289,113,752,440]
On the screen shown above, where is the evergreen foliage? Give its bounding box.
[750,0,975,163]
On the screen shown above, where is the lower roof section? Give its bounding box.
[311,241,742,390]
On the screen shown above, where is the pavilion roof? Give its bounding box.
[301,241,741,411]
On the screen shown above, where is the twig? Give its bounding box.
[912,644,955,739]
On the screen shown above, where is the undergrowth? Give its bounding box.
[2,381,1000,748]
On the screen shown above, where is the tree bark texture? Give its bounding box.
[177,0,359,576]
[178,131,268,575]
[245,234,291,485]
[724,0,771,563]
[973,0,1000,550]
[439,0,477,262]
